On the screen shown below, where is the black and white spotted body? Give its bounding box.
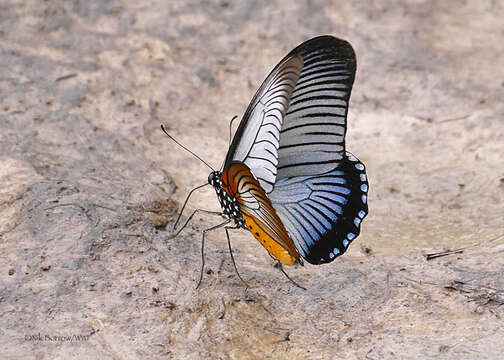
[208,171,246,228]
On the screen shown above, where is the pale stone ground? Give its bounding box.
[1,1,503,359]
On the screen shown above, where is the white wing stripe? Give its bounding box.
[228,56,303,193]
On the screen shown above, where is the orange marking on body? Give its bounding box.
[221,162,300,266]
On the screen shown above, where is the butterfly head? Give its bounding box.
[208,171,222,188]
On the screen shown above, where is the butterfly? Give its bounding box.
[165,35,368,285]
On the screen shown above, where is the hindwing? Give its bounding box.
[269,152,368,264]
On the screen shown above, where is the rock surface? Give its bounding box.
[1,1,503,359]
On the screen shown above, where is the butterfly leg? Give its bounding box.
[196,219,232,289]
[173,208,224,238]
[225,226,248,289]
[268,254,307,291]
[172,183,210,230]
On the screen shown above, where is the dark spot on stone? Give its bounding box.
[150,300,176,309]
[388,186,398,193]
[41,265,51,271]
[360,245,372,255]
[197,68,216,87]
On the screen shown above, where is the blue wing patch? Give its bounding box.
[268,152,368,264]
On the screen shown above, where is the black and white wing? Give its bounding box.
[225,36,355,192]
[223,55,303,193]
[276,36,355,180]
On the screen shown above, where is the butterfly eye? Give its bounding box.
[209,171,221,186]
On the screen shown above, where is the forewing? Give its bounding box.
[268,153,368,265]
[277,36,356,180]
[225,36,356,191]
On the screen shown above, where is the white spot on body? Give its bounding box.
[362,194,367,204]
[347,232,355,240]
[360,174,367,182]
[333,248,340,256]
[355,163,364,170]
[361,184,368,192]
[343,239,349,247]
[358,210,366,218]
[354,217,361,227]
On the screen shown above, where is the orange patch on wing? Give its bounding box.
[242,213,297,266]
[221,162,300,266]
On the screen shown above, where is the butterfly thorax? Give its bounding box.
[208,171,246,228]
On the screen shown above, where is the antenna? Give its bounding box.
[228,115,238,146]
[160,124,215,171]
